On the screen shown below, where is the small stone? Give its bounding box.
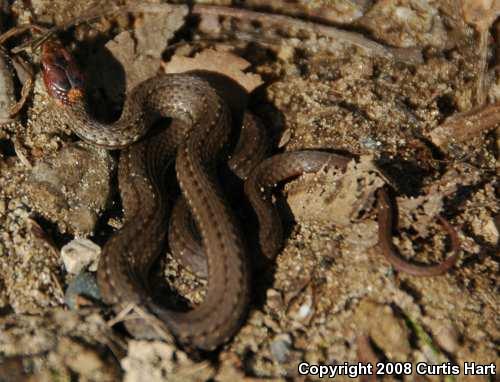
[278,128,292,148]
[122,340,215,381]
[26,145,114,235]
[266,288,284,313]
[287,285,315,326]
[198,13,221,35]
[360,136,382,150]
[433,324,460,354]
[64,272,101,310]
[58,337,106,379]
[61,238,101,274]
[354,300,411,361]
[270,333,293,363]
[471,215,499,245]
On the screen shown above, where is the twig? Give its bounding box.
[9,76,32,116]
[10,3,421,65]
[191,4,422,64]
[476,28,488,106]
[133,305,175,343]
[0,23,47,45]
[106,303,135,328]
[427,102,500,148]
[461,0,500,105]
[106,303,175,343]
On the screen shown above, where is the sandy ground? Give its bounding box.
[0,1,498,381]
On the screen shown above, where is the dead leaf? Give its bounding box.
[106,5,188,92]
[396,164,481,237]
[134,4,188,58]
[106,31,159,92]
[163,48,263,93]
[287,156,384,227]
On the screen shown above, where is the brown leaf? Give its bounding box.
[286,156,384,227]
[106,31,160,92]
[134,4,188,58]
[106,5,188,92]
[164,48,263,93]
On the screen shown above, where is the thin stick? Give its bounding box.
[106,303,135,327]
[475,28,488,106]
[106,303,175,343]
[191,4,422,64]
[133,305,175,343]
[9,75,32,116]
[428,102,500,148]
[0,25,42,118]
[0,24,48,46]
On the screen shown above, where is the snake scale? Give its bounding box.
[41,39,459,351]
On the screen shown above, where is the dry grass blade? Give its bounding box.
[107,303,175,344]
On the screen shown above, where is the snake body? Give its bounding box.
[42,40,251,350]
[41,39,459,351]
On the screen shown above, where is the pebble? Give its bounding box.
[122,340,215,382]
[433,324,460,354]
[270,333,293,363]
[26,145,114,235]
[64,271,101,310]
[61,238,101,274]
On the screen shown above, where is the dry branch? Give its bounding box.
[428,102,500,148]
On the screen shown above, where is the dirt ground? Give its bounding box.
[0,1,498,381]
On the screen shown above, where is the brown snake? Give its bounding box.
[41,39,460,351]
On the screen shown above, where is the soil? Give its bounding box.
[0,1,498,381]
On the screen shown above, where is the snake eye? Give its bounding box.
[50,64,71,91]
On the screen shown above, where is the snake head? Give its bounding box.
[41,40,85,106]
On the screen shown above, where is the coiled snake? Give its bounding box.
[41,39,459,351]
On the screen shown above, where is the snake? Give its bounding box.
[40,39,460,351]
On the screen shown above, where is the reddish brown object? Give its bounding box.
[377,188,460,276]
[41,40,84,106]
[42,39,250,351]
